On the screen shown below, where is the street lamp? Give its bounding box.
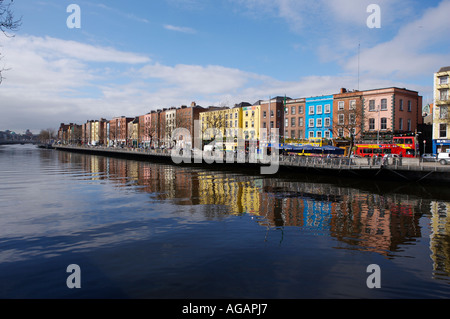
[377,105,380,144]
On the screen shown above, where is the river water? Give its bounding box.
[0,144,449,299]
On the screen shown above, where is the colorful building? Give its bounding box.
[361,87,422,142]
[242,104,260,141]
[258,96,286,144]
[305,95,334,140]
[333,88,364,140]
[284,98,306,141]
[433,66,450,153]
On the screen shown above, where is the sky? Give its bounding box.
[0,0,449,133]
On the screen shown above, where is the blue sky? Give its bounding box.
[1,0,449,133]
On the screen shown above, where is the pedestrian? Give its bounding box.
[399,152,403,166]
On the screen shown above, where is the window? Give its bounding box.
[235,120,238,127]
[263,122,266,128]
[316,131,322,138]
[369,118,375,130]
[338,101,344,110]
[399,99,404,111]
[277,110,281,117]
[349,100,356,110]
[440,106,448,119]
[324,130,330,138]
[440,123,447,138]
[407,119,411,131]
[407,101,412,112]
[291,106,296,115]
[316,118,322,127]
[309,119,315,127]
[291,118,296,127]
[369,100,375,111]
[338,114,345,125]
[324,104,331,113]
[299,105,303,114]
[270,110,274,117]
[298,130,303,138]
[349,114,356,125]
[309,105,314,115]
[245,111,248,117]
[324,118,330,127]
[309,131,314,138]
[317,105,322,114]
[263,111,266,118]
[298,117,303,127]
[381,117,387,130]
[291,130,295,138]
[381,99,387,110]
[245,121,248,128]
[285,119,289,127]
[440,76,449,84]
[235,113,238,119]
[338,128,344,137]
[270,121,274,128]
[440,89,449,101]
[399,118,403,130]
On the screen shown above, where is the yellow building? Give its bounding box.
[199,107,231,149]
[433,66,450,153]
[127,117,140,147]
[90,121,100,145]
[242,105,260,141]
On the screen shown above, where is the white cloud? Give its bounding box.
[163,24,197,34]
[344,0,450,78]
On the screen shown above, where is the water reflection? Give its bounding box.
[56,151,450,280]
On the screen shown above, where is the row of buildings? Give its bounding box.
[58,86,425,152]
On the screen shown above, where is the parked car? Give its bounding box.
[421,153,437,162]
[438,152,450,165]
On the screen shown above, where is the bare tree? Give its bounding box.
[39,128,56,143]
[200,112,227,149]
[333,102,364,157]
[0,0,21,84]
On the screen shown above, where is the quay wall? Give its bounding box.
[52,145,450,183]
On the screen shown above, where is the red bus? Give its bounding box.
[354,144,403,158]
[355,135,417,158]
[392,135,416,157]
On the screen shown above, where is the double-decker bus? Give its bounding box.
[355,135,416,158]
[392,135,416,157]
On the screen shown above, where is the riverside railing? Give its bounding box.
[54,145,450,172]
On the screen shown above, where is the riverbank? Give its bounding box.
[52,145,450,183]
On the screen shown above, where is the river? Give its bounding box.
[0,144,449,299]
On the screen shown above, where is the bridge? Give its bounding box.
[0,140,38,145]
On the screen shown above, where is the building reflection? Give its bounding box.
[56,151,450,274]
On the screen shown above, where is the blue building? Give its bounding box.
[305,95,334,139]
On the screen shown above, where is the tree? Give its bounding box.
[0,0,21,84]
[332,99,364,157]
[39,128,56,143]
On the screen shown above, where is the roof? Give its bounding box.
[438,66,450,72]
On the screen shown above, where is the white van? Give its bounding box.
[438,152,450,165]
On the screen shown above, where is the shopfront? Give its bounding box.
[433,139,450,154]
